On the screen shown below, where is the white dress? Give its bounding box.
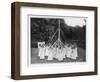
[66,47,72,58]
[70,48,78,60]
[64,45,69,58]
[45,46,49,56]
[53,48,57,58]
[57,49,63,61]
[61,48,66,60]
[47,47,53,60]
[39,47,45,59]
[38,42,45,59]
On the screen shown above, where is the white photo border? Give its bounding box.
[20,7,95,76]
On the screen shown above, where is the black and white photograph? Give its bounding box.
[30,16,86,64]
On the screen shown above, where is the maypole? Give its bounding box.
[58,19,60,41]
